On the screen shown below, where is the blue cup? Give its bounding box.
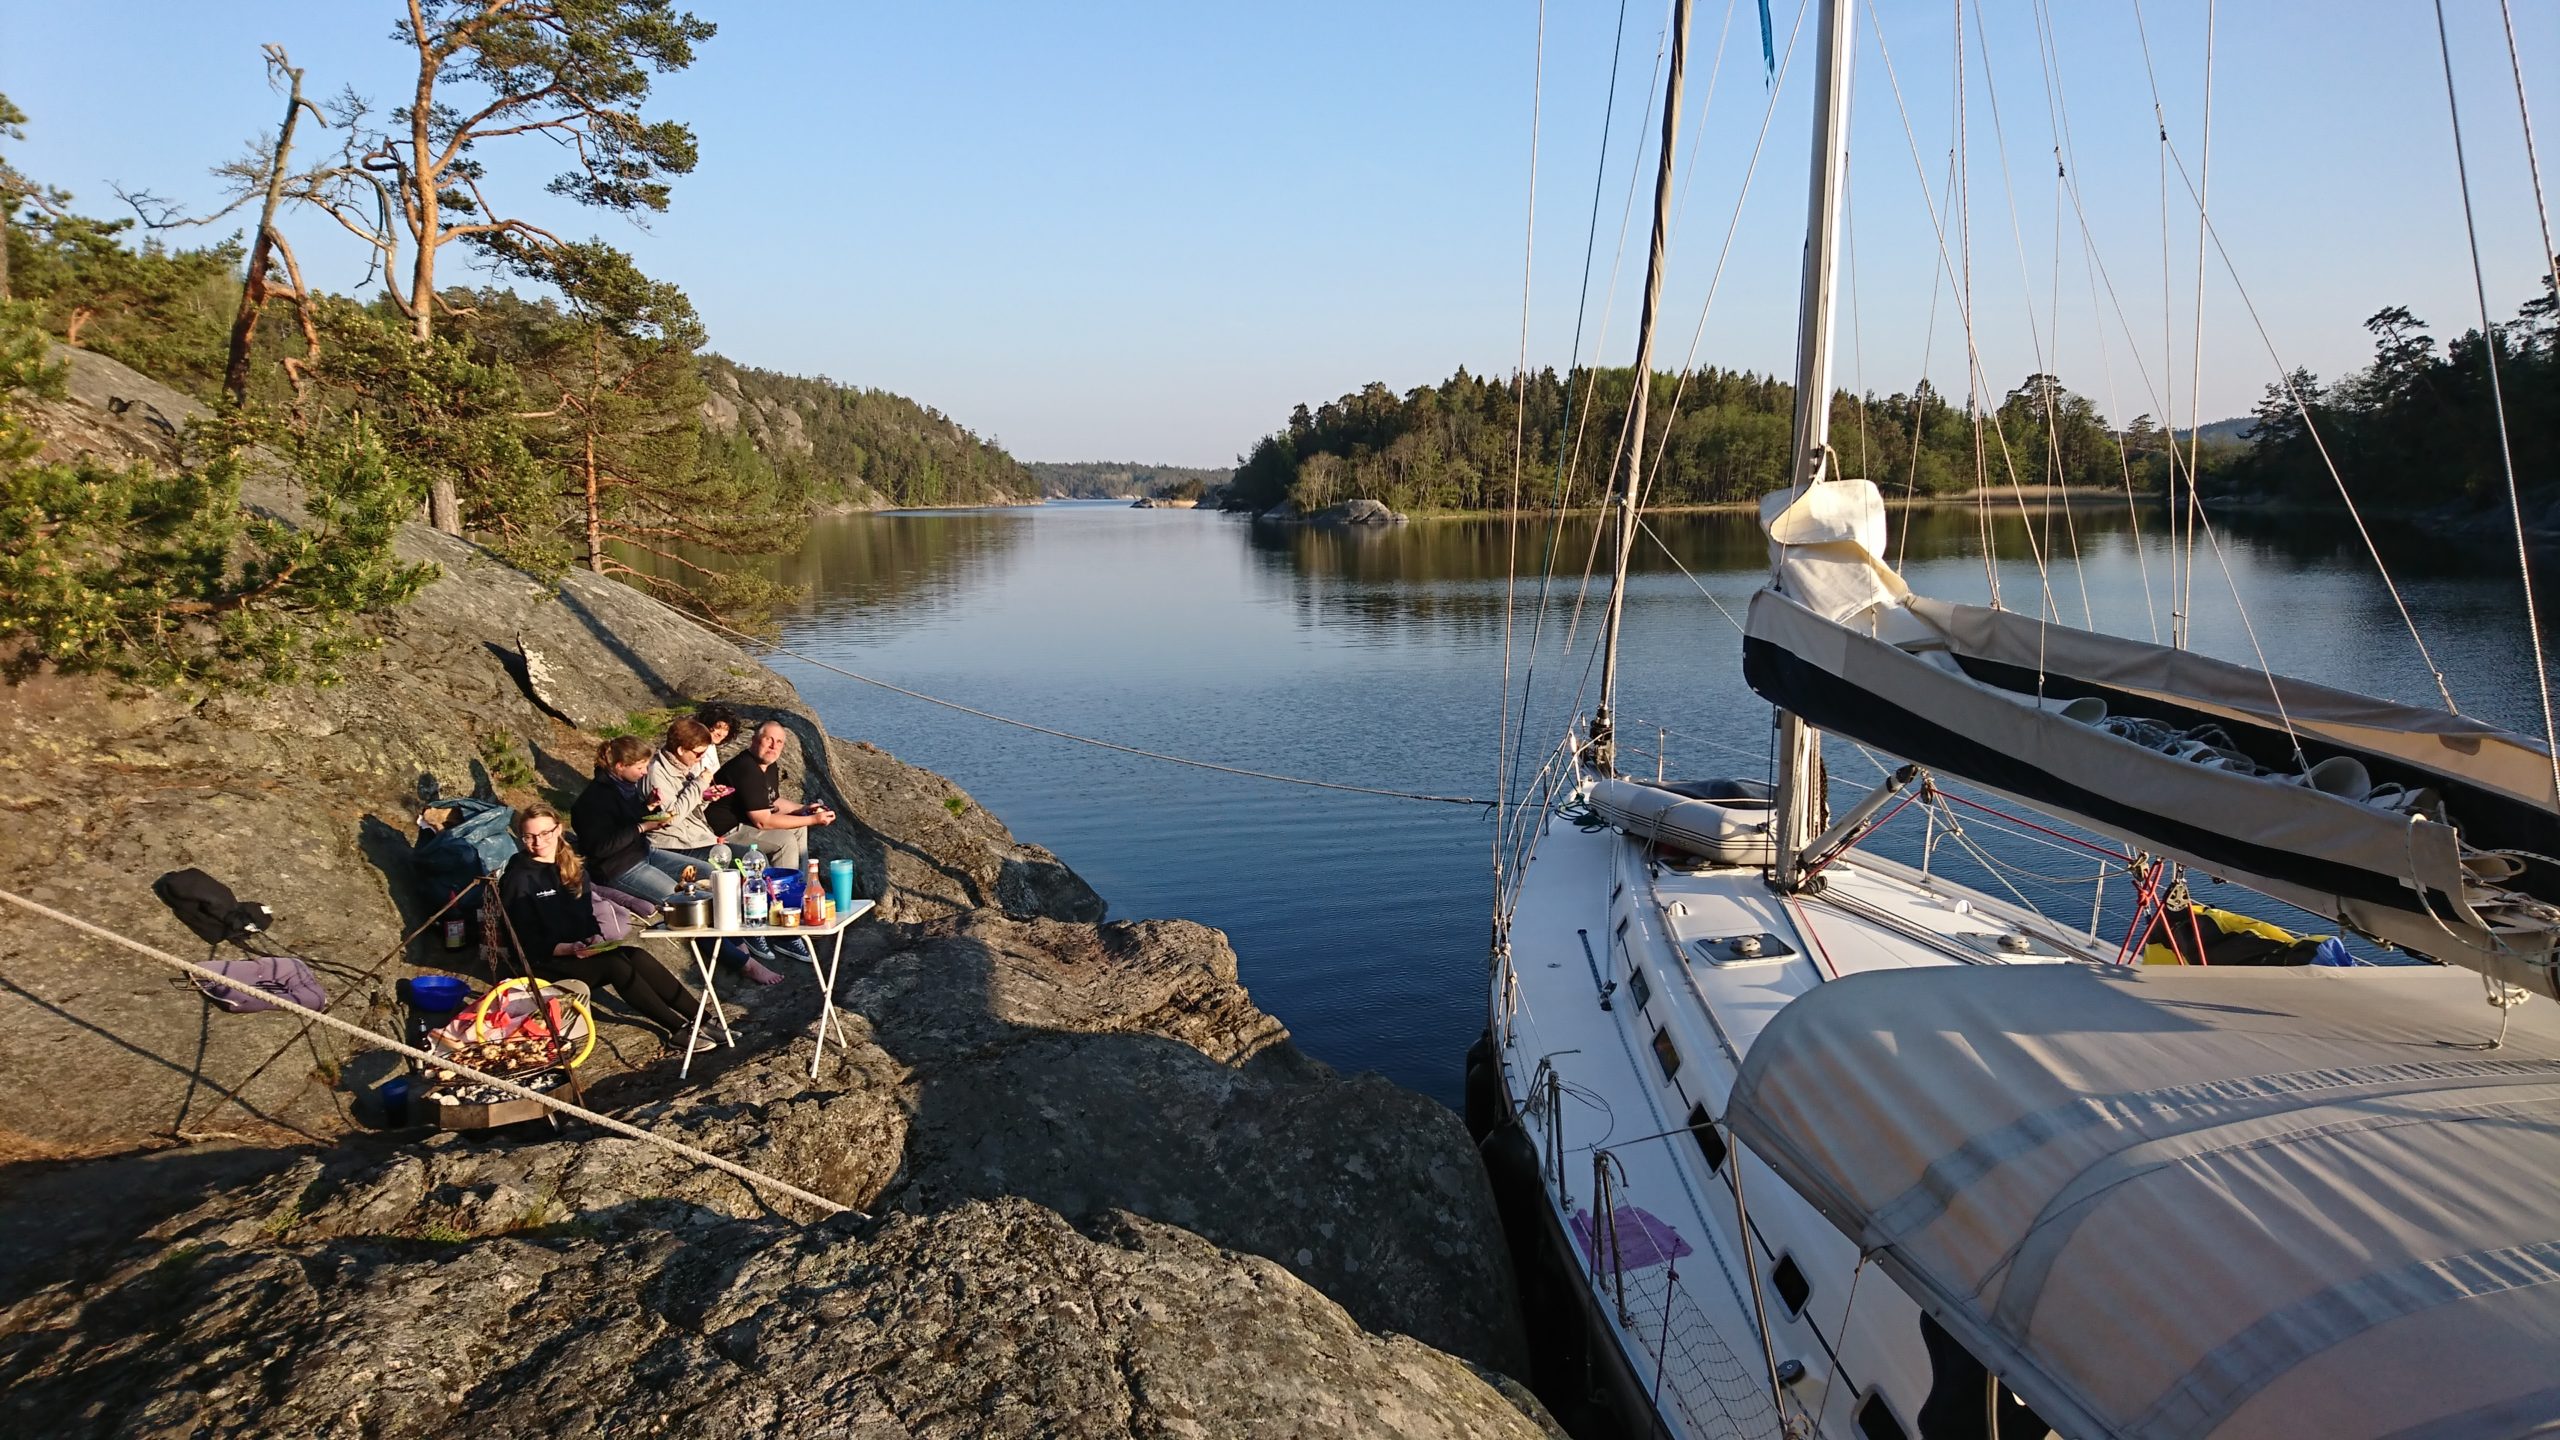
[828,859,855,912]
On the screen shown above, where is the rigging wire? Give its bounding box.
[2502,0,2560,340]
[0,887,858,1220]
[2121,139,2458,711]
[1963,0,2090,626]
[1502,0,1666,864]
[2178,1,2220,646]
[1628,0,1817,514]
[1861,4,2063,609]
[2036,0,2161,642]
[1498,0,1551,932]
[2130,0,2188,645]
[2432,0,2560,805]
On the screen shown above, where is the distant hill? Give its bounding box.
[701,357,1041,509]
[2178,416,2255,446]
[1028,461,1232,501]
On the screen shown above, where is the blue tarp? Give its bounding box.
[415,796,518,891]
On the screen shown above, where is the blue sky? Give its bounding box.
[7,2,2556,465]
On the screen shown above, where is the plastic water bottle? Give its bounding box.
[742,842,763,879]
[742,869,768,926]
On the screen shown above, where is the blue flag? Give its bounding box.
[1759,0,1776,81]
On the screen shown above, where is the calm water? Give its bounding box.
[755,499,2557,1107]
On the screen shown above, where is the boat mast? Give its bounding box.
[1773,0,1857,890]
[1590,0,1695,776]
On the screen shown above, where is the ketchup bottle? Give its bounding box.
[802,859,825,925]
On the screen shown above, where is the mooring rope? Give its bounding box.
[690,615,1493,809]
[0,887,859,1221]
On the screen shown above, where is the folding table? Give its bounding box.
[651,899,874,1078]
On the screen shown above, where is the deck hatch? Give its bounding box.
[1953,930,2077,961]
[1692,933,1797,967]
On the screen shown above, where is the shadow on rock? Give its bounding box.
[847,912,1530,1380]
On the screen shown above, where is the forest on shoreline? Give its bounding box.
[1028,460,1230,501]
[1229,283,2560,523]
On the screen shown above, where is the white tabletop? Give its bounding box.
[651,898,874,942]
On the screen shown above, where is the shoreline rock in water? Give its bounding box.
[1252,497,1409,527]
[0,348,1548,1434]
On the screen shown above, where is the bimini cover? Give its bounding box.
[1726,964,2560,1440]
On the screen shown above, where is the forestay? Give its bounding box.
[1726,964,2560,1440]
[1740,479,2560,995]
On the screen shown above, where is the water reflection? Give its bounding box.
[618,507,1030,640]
[753,498,2557,1105]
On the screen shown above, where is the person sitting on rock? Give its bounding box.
[694,701,742,757]
[572,736,694,906]
[707,719,837,873]
[644,717,724,862]
[501,804,711,1054]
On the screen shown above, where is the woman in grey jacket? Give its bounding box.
[644,717,724,859]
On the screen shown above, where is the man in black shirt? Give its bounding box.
[707,720,836,869]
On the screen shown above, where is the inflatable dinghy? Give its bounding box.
[1585,777,1776,867]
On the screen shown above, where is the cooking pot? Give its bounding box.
[661,888,712,929]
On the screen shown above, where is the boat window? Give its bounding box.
[1650,1027,1681,1081]
[1685,1102,1727,1172]
[1771,1252,1811,1316]
[1853,1390,1907,1440]
[1627,965,1652,1010]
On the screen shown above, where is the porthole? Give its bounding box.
[1853,1390,1908,1440]
[1684,1102,1727,1172]
[1627,966,1652,1010]
[1771,1252,1811,1316]
[1650,1027,1681,1082]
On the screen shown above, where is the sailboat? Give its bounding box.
[1467,2,2560,1437]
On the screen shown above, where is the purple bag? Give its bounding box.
[589,883,649,943]
[195,955,328,1014]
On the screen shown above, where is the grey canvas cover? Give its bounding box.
[1742,589,2560,995]
[1726,963,2560,1440]
[1907,596,2559,812]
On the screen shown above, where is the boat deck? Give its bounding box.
[1495,804,2109,1438]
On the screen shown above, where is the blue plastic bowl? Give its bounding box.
[409,974,469,1012]
[764,867,806,907]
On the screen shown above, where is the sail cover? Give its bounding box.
[1725,963,2560,1440]
[1739,485,2560,994]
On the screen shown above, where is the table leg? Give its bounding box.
[802,930,851,1078]
[679,937,733,1078]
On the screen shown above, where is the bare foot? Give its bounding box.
[743,959,785,986]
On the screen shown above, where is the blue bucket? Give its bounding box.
[380,1075,413,1125]
[763,867,806,908]
[409,974,470,1012]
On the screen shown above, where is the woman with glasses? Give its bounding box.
[500,803,709,1051]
